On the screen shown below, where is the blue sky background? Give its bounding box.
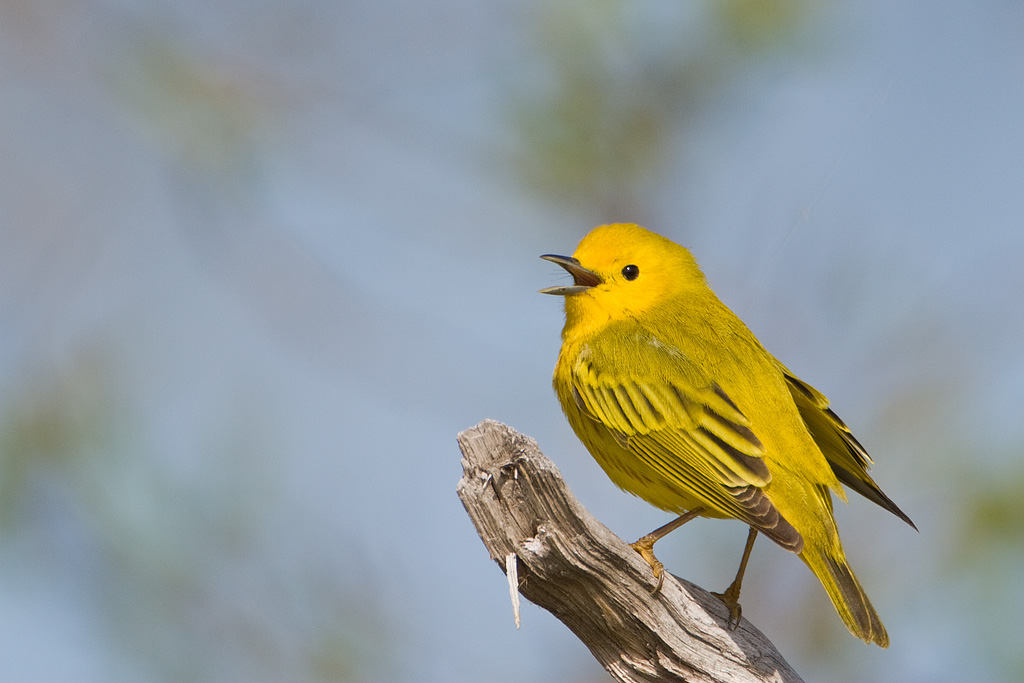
[1,1,1022,681]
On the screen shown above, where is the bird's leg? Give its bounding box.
[630,507,703,595]
[713,526,758,630]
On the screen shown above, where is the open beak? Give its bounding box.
[539,254,603,295]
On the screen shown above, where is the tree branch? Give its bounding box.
[457,419,803,683]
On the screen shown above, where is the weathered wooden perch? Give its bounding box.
[457,419,803,683]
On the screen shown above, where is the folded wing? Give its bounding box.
[778,366,916,530]
[570,336,804,551]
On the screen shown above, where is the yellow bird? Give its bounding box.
[541,223,914,647]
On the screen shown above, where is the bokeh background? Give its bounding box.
[2,1,1022,681]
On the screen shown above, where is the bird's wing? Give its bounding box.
[569,335,804,551]
[777,363,916,529]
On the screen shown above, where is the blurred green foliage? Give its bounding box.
[0,351,387,680]
[719,0,815,50]
[951,455,1024,679]
[0,351,111,529]
[512,0,817,219]
[109,37,275,176]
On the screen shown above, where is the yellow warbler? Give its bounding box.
[541,223,914,647]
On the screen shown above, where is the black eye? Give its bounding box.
[621,264,639,281]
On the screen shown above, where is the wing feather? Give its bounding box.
[779,365,916,529]
[569,334,804,550]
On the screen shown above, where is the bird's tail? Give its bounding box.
[800,547,889,647]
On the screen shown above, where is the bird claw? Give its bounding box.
[712,587,743,631]
[629,537,666,595]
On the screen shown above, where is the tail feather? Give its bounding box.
[801,549,889,648]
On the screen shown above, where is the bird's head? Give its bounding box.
[541,223,706,335]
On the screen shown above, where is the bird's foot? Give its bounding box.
[712,582,743,631]
[629,536,665,595]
